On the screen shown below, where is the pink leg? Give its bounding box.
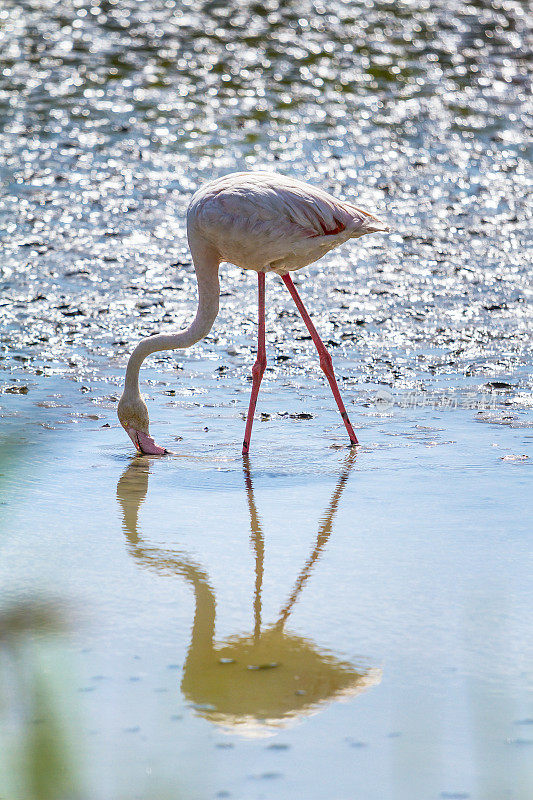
[281,273,358,446]
[242,272,266,455]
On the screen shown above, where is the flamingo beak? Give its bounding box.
[125,427,169,456]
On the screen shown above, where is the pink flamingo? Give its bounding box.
[117,171,388,455]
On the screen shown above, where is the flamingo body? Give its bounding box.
[118,171,388,455]
[188,171,387,275]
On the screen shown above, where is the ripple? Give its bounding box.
[0,0,531,417]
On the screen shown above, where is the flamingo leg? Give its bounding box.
[281,273,358,446]
[242,271,267,455]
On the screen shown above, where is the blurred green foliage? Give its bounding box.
[0,600,81,800]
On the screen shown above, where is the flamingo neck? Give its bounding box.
[124,237,220,396]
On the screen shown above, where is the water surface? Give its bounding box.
[0,1,532,798]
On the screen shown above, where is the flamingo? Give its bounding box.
[117,171,388,455]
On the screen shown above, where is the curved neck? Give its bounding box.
[124,238,220,395]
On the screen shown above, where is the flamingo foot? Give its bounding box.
[126,428,169,455]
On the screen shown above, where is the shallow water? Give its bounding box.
[1,0,532,798]
[1,385,532,798]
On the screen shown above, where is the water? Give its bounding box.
[0,406,531,798]
[0,1,532,798]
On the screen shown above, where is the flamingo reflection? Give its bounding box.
[116,454,380,735]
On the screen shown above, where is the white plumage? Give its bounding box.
[187,170,388,274]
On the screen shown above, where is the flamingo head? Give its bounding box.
[117,392,168,455]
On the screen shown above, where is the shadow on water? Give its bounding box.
[116,451,381,736]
